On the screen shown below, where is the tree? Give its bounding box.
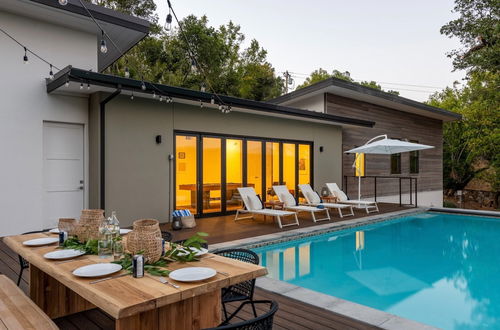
[440,0,500,73]
[428,72,500,205]
[98,3,284,101]
[297,68,400,95]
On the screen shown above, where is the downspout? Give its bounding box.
[99,87,122,210]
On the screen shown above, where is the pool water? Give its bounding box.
[252,212,500,329]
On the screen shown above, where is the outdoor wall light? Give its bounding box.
[319,146,324,152]
[155,135,162,144]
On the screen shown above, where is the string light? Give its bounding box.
[153,91,156,99]
[200,83,206,92]
[80,82,84,90]
[190,59,197,73]
[65,78,69,87]
[200,100,203,108]
[87,82,90,90]
[49,65,54,80]
[58,0,68,5]
[23,47,28,64]
[130,92,134,100]
[100,31,107,54]
[164,8,173,31]
[159,95,164,102]
[141,77,146,91]
[210,95,215,104]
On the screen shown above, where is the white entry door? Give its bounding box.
[43,122,84,229]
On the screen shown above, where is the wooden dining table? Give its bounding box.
[3,233,267,330]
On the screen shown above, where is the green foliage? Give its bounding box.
[427,71,500,194]
[165,232,208,262]
[443,200,458,208]
[61,237,98,255]
[296,68,400,95]
[104,13,284,101]
[440,0,500,73]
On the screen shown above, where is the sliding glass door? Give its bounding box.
[175,132,312,216]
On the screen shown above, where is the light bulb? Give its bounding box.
[210,96,215,104]
[159,96,164,102]
[58,0,68,5]
[165,13,173,31]
[200,84,206,92]
[141,81,146,91]
[153,91,156,99]
[100,32,107,54]
[200,100,203,108]
[65,79,69,87]
[80,82,83,90]
[49,65,54,80]
[130,93,134,100]
[87,83,90,90]
[124,67,130,78]
[190,59,197,73]
[23,47,28,64]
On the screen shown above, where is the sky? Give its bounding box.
[155,0,466,101]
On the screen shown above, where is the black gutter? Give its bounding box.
[100,88,122,210]
[47,67,375,128]
[29,0,150,33]
[269,77,462,120]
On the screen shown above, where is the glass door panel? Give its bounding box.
[298,144,311,202]
[283,143,296,195]
[265,142,280,201]
[175,135,197,214]
[202,137,222,213]
[226,139,243,211]
[247,141,262,198]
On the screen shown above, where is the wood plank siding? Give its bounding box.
[325,93,443,199]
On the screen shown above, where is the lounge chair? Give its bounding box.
[326,183,379,214]
[272,185,330,222]
[235,187,299,228]
[298,184,354,218]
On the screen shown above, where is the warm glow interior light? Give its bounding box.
[247,141,262,197]
[283,143,296,193]
[202,137,222,213]
[175,135,197,213]
[226,139,243,211]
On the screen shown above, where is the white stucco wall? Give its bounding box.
[0,11,97,236]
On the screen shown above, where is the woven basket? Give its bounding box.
[74,209,105,243]
[58,218,77,236]
[126,219,162,263]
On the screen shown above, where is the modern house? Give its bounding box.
[0,0,460,236]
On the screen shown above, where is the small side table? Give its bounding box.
[322,196,338,203]
[264,200,284,210]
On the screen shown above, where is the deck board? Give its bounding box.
[0,206,404,329]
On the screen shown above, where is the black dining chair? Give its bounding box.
[214,248,260,322]
[203,300,278,330]
[161,230,173,242]
[173,239,208,249]
[17,230,46,286]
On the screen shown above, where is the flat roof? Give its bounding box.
[270,77,461,122]
[0,0,150,72]
[46,66,376,128]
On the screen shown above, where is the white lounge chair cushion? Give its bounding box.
[318,202,352,209]
[287,205,323,212]
[252,209,295,216]
[246,195,263,210]
[306,191,321,204]
[280,193,296,207]
[340,200,376,205]
[334,189,349,202]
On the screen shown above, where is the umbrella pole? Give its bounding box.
[358,175,361,208]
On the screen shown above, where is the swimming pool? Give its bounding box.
[252,212,500,329]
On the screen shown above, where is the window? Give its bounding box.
[391,153,401,174]
[410,140,419,174]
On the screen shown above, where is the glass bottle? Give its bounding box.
[98,216,112,259]
[108,211,120,238]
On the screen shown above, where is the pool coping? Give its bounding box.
[209,208,440,330]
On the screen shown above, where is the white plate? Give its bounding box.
[169,267,216,282]
[72,263,122,278]
[49,228,60,234]
[22,237,59,246]
[44,249,85,260]
[120,229,132,235]
[176,247,208,257]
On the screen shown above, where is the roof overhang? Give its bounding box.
[47,67,375,128]
[270,78,461,122]
[0,0,150,72]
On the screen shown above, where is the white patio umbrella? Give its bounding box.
[344,135,434,204]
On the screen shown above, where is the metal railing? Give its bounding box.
[343,175,418,207]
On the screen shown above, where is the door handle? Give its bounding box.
[79,186,84,190]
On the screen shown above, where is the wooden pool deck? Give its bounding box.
[0,204,408,329]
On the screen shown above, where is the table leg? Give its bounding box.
[29,265,95,318]
[115,290,221,330]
